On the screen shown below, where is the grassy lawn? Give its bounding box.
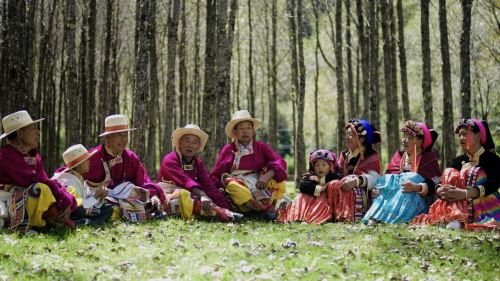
[1,183,499,280]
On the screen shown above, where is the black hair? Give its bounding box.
[6,131,17,141]
[233,120,254,131]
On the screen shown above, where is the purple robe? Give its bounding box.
[83,144,165,202]
[210,140,288,188]
[0,143,77,212]
[157,151,229,209]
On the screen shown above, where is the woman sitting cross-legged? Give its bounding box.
[362,121,442,225]
[157,124,243,222]
[0,110,77,233]
[278,150,340,224]
[327,119,382,222]
[52,144,114,226]
[412,119,500,230]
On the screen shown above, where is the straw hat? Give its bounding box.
[98,114,136,137]
[225,110,262,139]
[61,144,97,173]
[0,110,44,139]
[171,124,209,152]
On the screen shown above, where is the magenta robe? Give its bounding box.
[83,144,165,202]
[210,140,287,188]
[157,151,229,209]
[0,144,77,212]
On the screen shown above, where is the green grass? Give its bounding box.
[1,184,500,280]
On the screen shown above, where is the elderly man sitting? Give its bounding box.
[83,114,165,222]
[157,124,243,222]
[0,110,77,233]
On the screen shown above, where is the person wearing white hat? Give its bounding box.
[0,110,78,232]
[209,110,287,220]
[156,124,243,222]
[52,144,114,225]
[83,114,166,222]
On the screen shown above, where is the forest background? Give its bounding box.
[0,0,499,188]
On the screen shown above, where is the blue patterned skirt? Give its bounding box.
[362,172,431,224]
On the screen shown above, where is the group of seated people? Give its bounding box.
[0,109,498,235]
[279,118,500,231]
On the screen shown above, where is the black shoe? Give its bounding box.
[150,211,167,220]
[200,216,222,223]
[266,210,277,221]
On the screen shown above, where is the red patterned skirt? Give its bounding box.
[328,177,368,222]
[278,191,332,224]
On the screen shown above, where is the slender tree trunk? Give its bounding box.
[295,0,306,189]
[288,0,300,186]
[0,0,8,121]
[381,0,399,159]
[268,0,278,151]
[146,0,159,179]
[334,0,345,157]
[357,0,369,119]
[368,0,378,125]
[66,0,79,144]
[100,0,112,121]
[459,0,472,118]
[86,0,97,148]
[346,0,355,118]
[247,0,255,116]
[110,0,119,115]
[194,0,201,125]
[7,0,27,112]
[179,0,187,127]
[132,0,149,162]
[161,0,180,158]
[396,0,410,120]
[438,0,456,167]
[27,0,37,115]
[201,0,218,171]
[356,44,360,111]
[314,19,320,150]
[80,2,88,141]
[421,0,433,127]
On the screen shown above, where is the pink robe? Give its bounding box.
[210,140,287,188]
[157,151,229,209]
[83,144,165,202]
[0,144,77,212]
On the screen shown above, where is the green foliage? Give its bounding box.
[284,153,294,176]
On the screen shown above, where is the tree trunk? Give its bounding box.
[439,0,456,167]
[459,0,472,118]
[381,0,399,160]
[335,0,345,157]
[247,0,255,116]
[7,0,27,112]
[368,0,378,125]
[86,0,97,148]
[161,0,180,158]
[66,0,79,144]
[346,0,355,118]
[132,0,149,162]
[80,1,88,142]
[194,0,201,125]
[100,0,112,121]
[146,0,159,179]
[27,0,37,115]
[356,0,369,119]
[110,0,119,115]
[0,0,8,122]
[421,0,433,127]
[268,0,278,151]
[200,0,218,171]
[314,14,320,150]
[396,0,410,120]
[295,0,306,189]
[178,0,187,127]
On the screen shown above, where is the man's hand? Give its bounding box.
[200,196,213,214]
[151,195,163,211]
[55,206,71,223]
[339,177,356,192]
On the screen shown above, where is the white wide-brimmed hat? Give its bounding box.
[171,124,209,152]
[225,110,262,139]
[98,114,137,137]
[61,144,97,173]
[0,110,45,139]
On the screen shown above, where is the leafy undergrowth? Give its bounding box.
[1,219,500,281]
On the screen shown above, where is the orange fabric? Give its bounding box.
[105,125,129,132]
[328,177,356,222]
[66,152,90,168]
[412,168,468,225]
